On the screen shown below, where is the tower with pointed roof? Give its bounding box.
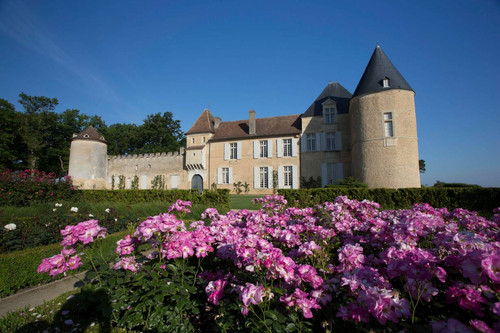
[68,126,108,189]
[349,46,420,188]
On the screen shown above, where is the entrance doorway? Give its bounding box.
[191,174,203,192]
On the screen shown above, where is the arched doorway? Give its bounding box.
[191,174,203,192]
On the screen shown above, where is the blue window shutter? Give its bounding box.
[229,167,233,183]
[217,168,222,184]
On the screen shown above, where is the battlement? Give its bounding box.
[108,148,185,160]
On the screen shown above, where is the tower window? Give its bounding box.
[83,134,90,138]
[382,77,390,88]
[384,112,394,137]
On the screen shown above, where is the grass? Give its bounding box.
[229,194,262,210]
[0,230,130,298]
[0,288,135,332]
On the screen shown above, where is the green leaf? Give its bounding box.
[285,323,296,332]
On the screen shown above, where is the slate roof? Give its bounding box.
[210,114,302,141]
[185,109,215,135]
[353,46,413,97]
[303,81,352,117]
[72,126,107,143]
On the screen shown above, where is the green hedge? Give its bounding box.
[278,187,500,213]
[80,189,230,206]
[0,231,128,298]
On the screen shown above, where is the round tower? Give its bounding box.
[68,126,108,189]
[350,46,420,188]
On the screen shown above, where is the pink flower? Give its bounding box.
[469,319,494,333]
[431,318,474,333]
[481,254,500,283]
[206,279,227,305]
[114,256,140,272]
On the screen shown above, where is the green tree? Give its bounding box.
[18,93,59,170]
[136,112,185,153]
[419,159,426,173]
[103,123,141,155]
[0,99,21,169]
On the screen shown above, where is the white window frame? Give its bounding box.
[325,132,335,151]
[384,112,394,137]
[382,77,390,88]
[283,139,292,157]
[230,142,238,159]
[260,140,268,158]
[260,167,269,188]
[222,167,230,184]
[324,107,337,124]
[306,133,316,151]
[283,166,292,188]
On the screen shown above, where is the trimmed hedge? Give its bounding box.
[80,189,230,206]
[0,230,128,297]
[278,187,500,213]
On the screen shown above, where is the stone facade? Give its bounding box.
[68,46,421,191]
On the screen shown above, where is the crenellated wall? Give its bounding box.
[106,149,188,189]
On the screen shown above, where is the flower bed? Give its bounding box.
[39,196,500,332]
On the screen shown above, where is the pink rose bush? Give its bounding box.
[38,219,106,278]
[40,196,500,332]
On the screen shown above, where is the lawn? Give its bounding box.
[229,194,262,210]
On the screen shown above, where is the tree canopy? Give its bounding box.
[0,93,186,175]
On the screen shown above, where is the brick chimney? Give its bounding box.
[249,110,256,135]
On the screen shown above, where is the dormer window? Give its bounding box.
[324,107,337,124]
[100,136,105,140]
[83,134,90,138]
[382,77,390,88]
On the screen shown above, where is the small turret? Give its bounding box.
[350,46,420,188]
[68,126,108,189]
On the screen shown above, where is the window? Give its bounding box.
[260,140,268,158]
[260,167,269,188]
[306,134,316,151]
[192,138,195,143]
[325,132,335,151]
[283,166,292,187]
[382,77,390,88]
[222,167,230,184]
[203,137,206,143]
[324,107,336,124]
[230,143,238,159]
[283,139,292,156]
[384,112,394,137]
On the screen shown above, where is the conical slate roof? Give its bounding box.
[185,109,215,135]
[353,46,413,97]
[72,126,107,143]
[303,81,352,116]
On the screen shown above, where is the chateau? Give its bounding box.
[68,46,421,193]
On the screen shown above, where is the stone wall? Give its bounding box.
[107,149,187,189]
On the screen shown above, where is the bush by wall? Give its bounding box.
[0,170,80,207]
[80,189,230,206]
[278,187,500,213]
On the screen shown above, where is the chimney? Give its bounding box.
[249,110,256,135]
[214,117,222,129]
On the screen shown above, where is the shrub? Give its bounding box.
[279,187,500,213]
[325,176,368,188]
[37,196,500,332]
[0,230,128,297]
[0,169,80,207]
[80,189,230,206]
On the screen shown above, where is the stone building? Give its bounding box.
[68,46,421,191]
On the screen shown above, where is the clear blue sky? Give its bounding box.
[1,0,499,187]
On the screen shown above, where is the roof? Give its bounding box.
[353,46,413,97]
[303,81,352,117]
[185,109,215,135]
[210,114,302,141]
[72,126,107,143]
